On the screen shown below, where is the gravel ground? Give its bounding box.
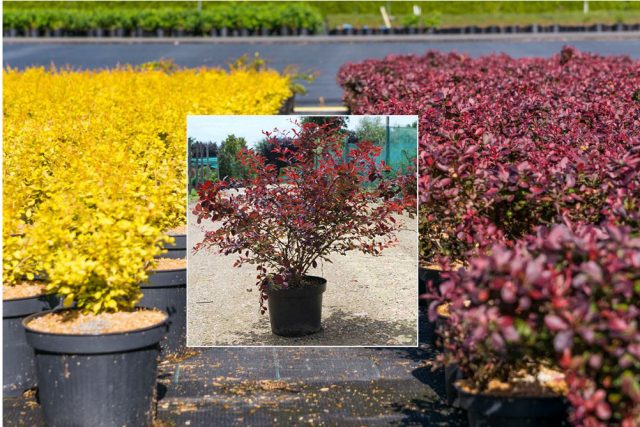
[187,202,418,347]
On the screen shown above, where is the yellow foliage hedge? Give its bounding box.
[3,63,292,313]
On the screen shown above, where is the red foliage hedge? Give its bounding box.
[339,47,640,425]
[430,223,640,425]
[338,46,640,264]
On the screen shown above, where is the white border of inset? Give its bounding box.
[185,114,419,348]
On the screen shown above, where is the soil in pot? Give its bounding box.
[455,366,568,427]
[266,275,326,337]
[151,257,187,272]
[3,281,58,397]
[141,257,187,356]
[24,308,168,427]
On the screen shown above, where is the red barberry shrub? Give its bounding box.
[338,47,640,265]
[193,122,410,312]
[431,223,640,424]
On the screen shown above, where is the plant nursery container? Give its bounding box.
[456,385,568,427]
[3,293,58,396]
[418,266,443,306]
[162,233,186,259]
[444,363,464,406]
[140,268,186,355]
[434,306,462,406]
[278,95,296,115]
[267,276,326,337]
[24,308,168,427]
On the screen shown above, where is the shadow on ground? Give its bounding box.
[218,308,418,346]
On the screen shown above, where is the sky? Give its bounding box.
[187,115,417,147]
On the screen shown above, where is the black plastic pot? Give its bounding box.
[444,363,464,406]
[456,385,568,427]
[267,276,326,337]
[278,95,296,115]
[140,268,186,355]
[3,293,58,397]
[418,266,444,306]
[162,233,186,259]
[24,308,168,427]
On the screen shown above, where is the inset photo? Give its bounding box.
[187,115,418,346]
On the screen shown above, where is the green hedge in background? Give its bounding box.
[3,3,323,33]
[4,1,640,32]
[6,1,640,14]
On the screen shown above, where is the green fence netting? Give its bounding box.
[189,126,417,191]
[346,126,417,173]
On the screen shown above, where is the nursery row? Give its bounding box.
[432,222,639,426]
[339,47,640,262]
[2,4,323,36]
[2,62,292,423]
[338,48,640,426]
[4,60,292,306]
[7,1,640,31]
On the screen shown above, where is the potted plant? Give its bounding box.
[48,10,68,37]
[161,224,187,258]
[431,227,572,426]
[538,224,640,427]
[21,141,170,426]
[200,8,223,37]
[3,11,18,37]
[432,221,640,426]
[141,255,186,356]
[3,224,58,397]
[193,121,410,336]
[3,142,62,396]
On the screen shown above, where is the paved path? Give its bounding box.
[5,36,640,105]
[4,311,466,426]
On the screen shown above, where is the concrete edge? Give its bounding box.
[4,31,640,44]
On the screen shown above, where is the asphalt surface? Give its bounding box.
[4,36,640,105]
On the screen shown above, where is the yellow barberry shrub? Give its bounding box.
[3,62,292,312]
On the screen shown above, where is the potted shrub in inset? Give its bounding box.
[22,148,170,426]
[193,121,409,336]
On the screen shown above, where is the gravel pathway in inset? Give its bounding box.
[187,203,418,346]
